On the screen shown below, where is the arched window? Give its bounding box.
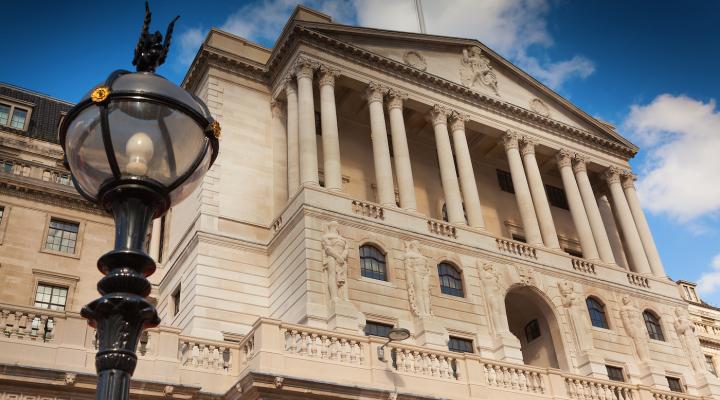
[360,245,387,281]
[586,297,609,329]
[643,310,665,341]
[438,262,464,297]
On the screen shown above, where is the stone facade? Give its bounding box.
[1,6,719,400]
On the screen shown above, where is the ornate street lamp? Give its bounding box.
[58,4,219,399]
[377,328,411,360]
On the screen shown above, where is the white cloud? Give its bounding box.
[352,0,594,89]
[697,254,720,295]
[177,27,204,66]
[623,94,720,221]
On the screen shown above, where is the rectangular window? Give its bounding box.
[364,321,394,338]
[172,285,181,316]
[565,248,583,258]
[34,283,68,311]
[545,184,569,210]
[496,169,514,193]
[0,104,9,126]
[706,355,717,376]
[2,161,13,173]
[666,376,683,393]
[10,108,27,129]
[448,336,474,353]
[45,218,79,254]
[606,365,625,382]
[512,233,526,243]
[524,319,541,342]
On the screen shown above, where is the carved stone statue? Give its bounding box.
[459,46,499,94]
[620,296,651,362]
[674,307,706,373]
[321,221,349,302]
[478,260,510,334]
[559,281,593,351]
[404,240,432,319]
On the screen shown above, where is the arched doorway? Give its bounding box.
[504,285,569,370]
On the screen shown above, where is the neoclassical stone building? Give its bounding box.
[1,6,719,400]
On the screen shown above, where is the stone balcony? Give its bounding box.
[0,304,709,399]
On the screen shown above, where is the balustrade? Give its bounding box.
[483,361,543,393]
[571,258,597,275]
[0,307,56,342]
[565,376,635,400]
[179,337,232,373]
[282,326,365,364]
[391,347,460,380]
[626,272,650,288]
[694,322,720,337]
[496,238,537,259]
[428,219,457,238]
[652,392,699,400]
[351,200,384,220]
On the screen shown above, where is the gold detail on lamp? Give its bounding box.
[210,121,221,139]
[90,86,110,103]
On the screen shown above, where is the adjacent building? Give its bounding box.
[1,6,719,400]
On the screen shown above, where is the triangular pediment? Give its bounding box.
[294,22,636,153]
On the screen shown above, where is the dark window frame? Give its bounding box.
[496,169,514,193]
[364,321,394,338]
[448,336,474,353]
[586,297,610,329]
[171,285,181,317]
[524,319,541,342]
[606,365,625,382]
[643,310,665,341]
[545,184,569,210]
[360,244,388,281]
[706,355,717,376]
[34,283,69,311]
[666,376,683,393]
[45,218,79,254]
[438,262,464,297]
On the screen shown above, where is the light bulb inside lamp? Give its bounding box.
[125,132,154,176]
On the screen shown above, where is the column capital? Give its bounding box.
[294,56,318,79]
[386,88,408,110]
[448,111,469,132]
[621,170,637,189]
[572,154,588,173]
[365,81,387,103]
[602,166,623,184]
[318,65,340,87]
[556,148,574,168]
[519,136,536,156]
[428,104,451,126]
[271,100,286,118]
[503,129,521,151]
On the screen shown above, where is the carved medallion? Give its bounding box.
[459,46,499,95]
[529,98,550,117]
[403,51,427,71]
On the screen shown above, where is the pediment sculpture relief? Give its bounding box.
[403,51,427,71]
[459,46,499,95]
[404,240,433,319]
[529,98,550,117]
[321,221,349,302]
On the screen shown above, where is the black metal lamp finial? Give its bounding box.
[132,1,179,73]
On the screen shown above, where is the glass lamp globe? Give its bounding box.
[59,70,220,215]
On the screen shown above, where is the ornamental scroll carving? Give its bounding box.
[404,240,433,319]
[459,46,499,95]
[321,221,349,302]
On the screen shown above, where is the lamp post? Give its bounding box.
[58,4,219,399]
[377,327,411,361]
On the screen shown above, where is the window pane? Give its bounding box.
[606,366,624,382]
[706,355,717,376]
[525,319,541,342]
[587,298,609,329]
[496,169,515,193]
[438,263,463,297]
[364,321,393,338]
[34,283,68,310]
[360,245,387,281]
[10,108,27,129]
[643,311,665,341]
[666,377,682,392]
[0,104,9,125]
[45,218,79,254]
[448,337,474,353]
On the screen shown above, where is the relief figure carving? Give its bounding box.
[479,260,510,334]
[404,240,432,319]
[674,307,706,373]
[459,46,499,94]
[559,281,593,351]
[321,221,349,302]
[620,296,651,362]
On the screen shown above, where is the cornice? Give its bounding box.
[183,45,269,93]
[0,175,103,215]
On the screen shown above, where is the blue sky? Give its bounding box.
[2,1,719,303]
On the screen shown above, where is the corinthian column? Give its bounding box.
[503,131,542,245]
[603,168,651,274]
[622,172,665,277]
[430,105,464,224]
[285,78,300,193]
[366,82,395,207]
[520,138,559,248]
[572,156,615,264]
[295,58,319,186]
[557,150,599,260]
[318,66,342,191]
[449,113,484,228]
[386,90,417,211]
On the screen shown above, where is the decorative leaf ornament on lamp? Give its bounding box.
[57,3,219,399]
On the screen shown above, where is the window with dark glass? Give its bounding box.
[0,103,30,130]
[565,248,583,258]
[45,218,79,254]
[524,319,541,342]
[364,321,393,338]
[512,234,526,243]
[545,184,569,210]
[0,206,4,224]
[172,285,181,316]
[666,376,683,393]
[496,169,514,193]
[586,297,609,329]
[0,104,9,126]
[2,161,13,173]
[438,262,463,297]
[360,245,387,281]
[606,365,625,382]
[706,355,717,376]
[34,283,68,311]
[643,310,665,341]
[448,336,474,353]
[10,108,27,129]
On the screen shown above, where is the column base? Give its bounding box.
[633,361,666,388]
[692,372,720,397]
[575,352,606,378]
[414,318,449,350]
[326,300,365,335]
[476,333,523,364]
